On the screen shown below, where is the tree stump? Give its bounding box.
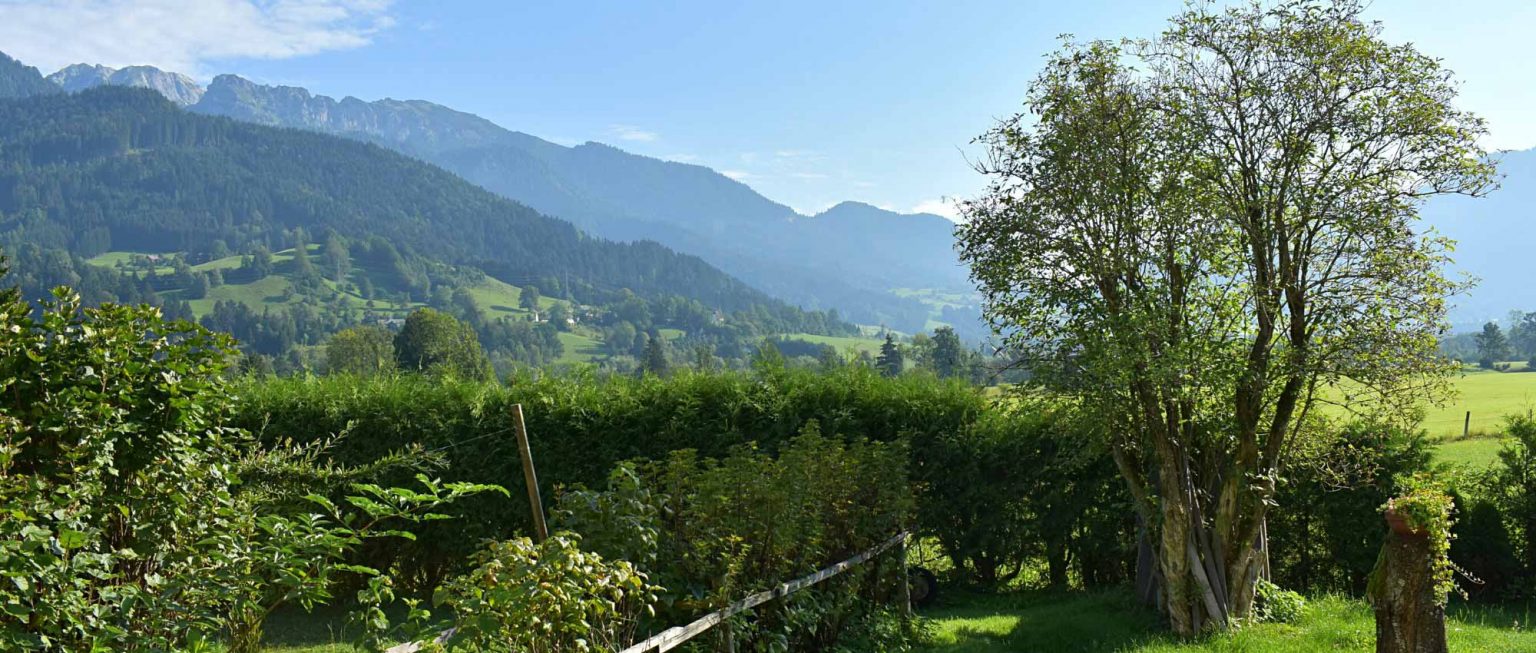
[1372,527,1448,653]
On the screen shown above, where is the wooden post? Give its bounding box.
[512,403,549,542]
[1463,411,1471,439]
[899,534,912,627]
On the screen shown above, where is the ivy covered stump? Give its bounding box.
[1371,483,1454,653]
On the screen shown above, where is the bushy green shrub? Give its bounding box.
[232,367,981,587]
[1269,419,1432,594]
[1253,579,1306,624]
[434,534,658,652]
[0,279,495,651]
[914,401,1131,590]
[553,426,914,651]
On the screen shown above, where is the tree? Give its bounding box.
[876,334,903,378]
[519,285,542,313]
[1475,321,1511,369]
[321,232,350,283]
[957,1,1494,635]
[642,333,669,377]
[393,308,494,380]
[326,325,397,376]
[931,326,964,379]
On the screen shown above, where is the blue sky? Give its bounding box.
[3,0,1534,219]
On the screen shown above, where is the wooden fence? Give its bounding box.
[387,530,912,653]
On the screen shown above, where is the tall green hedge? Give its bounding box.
[232,366,990,585]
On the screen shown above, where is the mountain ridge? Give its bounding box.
[40,63,969,333]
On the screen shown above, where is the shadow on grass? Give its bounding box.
[919,589,1167,653]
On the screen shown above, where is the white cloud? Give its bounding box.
[911,197,961,221]
[720,170,755,181]
[609,124,658,142]
[787,172,828,180]
[0,0,397,78]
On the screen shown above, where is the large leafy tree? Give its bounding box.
[958,0,1494,634]
[394,308,494,380]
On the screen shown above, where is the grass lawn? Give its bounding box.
[1419,368,1536,438]
[918,590,1535,653]
[785,332,887,356]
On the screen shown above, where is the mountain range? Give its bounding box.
[30,61,976,337]
[9,53,1530,335]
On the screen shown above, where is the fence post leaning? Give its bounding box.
[511,403,549,542]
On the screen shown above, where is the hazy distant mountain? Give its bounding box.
[0,52,60,100]
[1421,147,1536,329]
[47,64,204,105]
[182,74,968,333]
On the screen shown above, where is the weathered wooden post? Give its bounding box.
[1372,488,1453,653]
[899,533,912,628]
[1463,411,1471,439]
[511,403,549,542]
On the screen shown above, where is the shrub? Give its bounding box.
[435,535,658,652]
[0,278,496,651]
[1253,579,1306,624]
[232,367,981,587]
[553,426,914,651]
[1269,420,1432,594]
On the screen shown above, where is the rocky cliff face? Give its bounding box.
[192,74,515,155]
[46,63,203,105]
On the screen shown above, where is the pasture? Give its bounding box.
[918,591,1536,653]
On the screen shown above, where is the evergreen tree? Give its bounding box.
[321,232,350,282]
[931,326,964,378]
[642,334,669,377]
[1476,321,1511,368]
[876,334,903,378]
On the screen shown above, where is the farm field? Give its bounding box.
[917,591,1536,653]
[784,332,888,356]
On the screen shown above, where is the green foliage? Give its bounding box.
[1252,580,1306,624]
[915,402,1131,590]
[394,308,493,380]
[0,269,498,650]
[1270,420,1432,594]
[0,283,243,649]
[957,0,1495,633]
[1382,475,1458,606]
[232,366,984,586]
[877,334,903,377]
[325,325,397,376]
[555,426,913,651]
[432,535,658,652]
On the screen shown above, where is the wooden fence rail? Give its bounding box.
[387,530,910,653]
[619,530,911,653]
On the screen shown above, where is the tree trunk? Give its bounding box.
[1372,531,1448,653]
[1046,542,1070,590]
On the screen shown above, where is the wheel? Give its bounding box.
[906,566,939,608]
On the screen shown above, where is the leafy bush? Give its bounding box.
[1253,579,1306,624]
[435,535,658,652]
[1269,420,1432,594]
[914,401,1131,590]
[554,426,914,651]
[0,277,496,651]
[233,367,981,587]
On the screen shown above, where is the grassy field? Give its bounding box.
[918,590,1535,653]
[785,332,888,356]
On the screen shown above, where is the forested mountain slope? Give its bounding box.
[183,72,969,333]
[0,86,812,315]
